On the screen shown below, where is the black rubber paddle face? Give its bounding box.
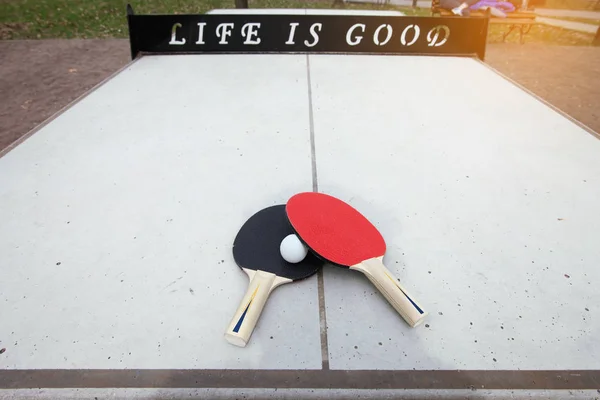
[233,205,323,281]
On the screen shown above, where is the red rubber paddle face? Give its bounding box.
[286,192,386,267]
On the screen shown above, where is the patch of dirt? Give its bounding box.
[1,40,599,153]
[0,23,31,40]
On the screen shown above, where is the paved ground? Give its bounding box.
[1,388,599,399]
[0,40,599,153]
[537,16,599,33]
[348,1,600,13]
[0,40,130,151]
[484,44,600,133]
[535,8,600,19]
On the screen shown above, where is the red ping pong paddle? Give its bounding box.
[286,192,427,327]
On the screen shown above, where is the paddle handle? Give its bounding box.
[351,257,427,327]
[225,270,289,347]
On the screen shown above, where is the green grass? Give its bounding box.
[0,0,235,39]
[0,0,594,45]
[0,0,427,39]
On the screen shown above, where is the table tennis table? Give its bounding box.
[1,6,599,399]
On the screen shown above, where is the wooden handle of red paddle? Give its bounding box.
[351,257,427,327]
[224,269,290,347]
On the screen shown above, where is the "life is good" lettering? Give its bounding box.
[168,21,450,48]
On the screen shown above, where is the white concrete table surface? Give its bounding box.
[1,14,599,399]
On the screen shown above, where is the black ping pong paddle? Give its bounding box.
[224,205,323,347]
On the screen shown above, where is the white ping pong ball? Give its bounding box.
[280,234,308,264]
